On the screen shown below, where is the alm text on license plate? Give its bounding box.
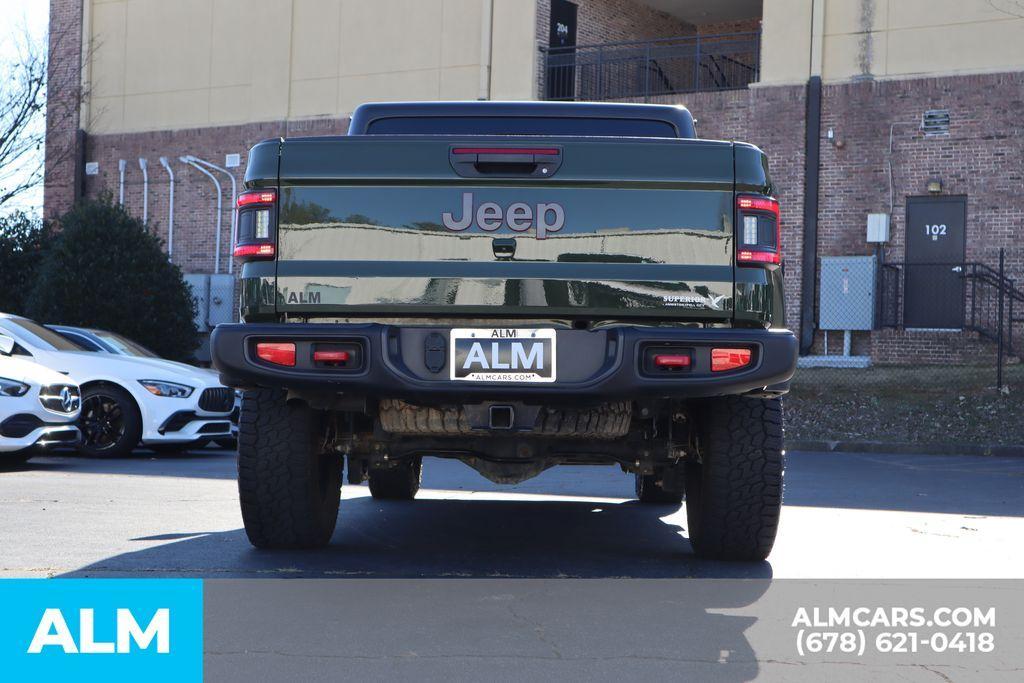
[449,328,556,382]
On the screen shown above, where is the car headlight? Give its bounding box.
[138,380,194,398]
[0,377,30,397]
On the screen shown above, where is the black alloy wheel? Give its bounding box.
[78,385,142,458]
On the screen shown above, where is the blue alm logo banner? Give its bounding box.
[0,579,202,681]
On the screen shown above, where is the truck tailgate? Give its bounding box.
[273,136,737,320]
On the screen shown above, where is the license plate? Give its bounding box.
[449,328,556,382]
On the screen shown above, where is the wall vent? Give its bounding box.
[921,109,950,136]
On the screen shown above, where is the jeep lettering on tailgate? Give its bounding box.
[442,192,565,238]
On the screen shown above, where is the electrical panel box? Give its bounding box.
[819,256,876,331]
[183,274,210,332]
[208,274,236,326]
[866,213,890,243]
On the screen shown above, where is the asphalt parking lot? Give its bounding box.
[1,448,1022,579]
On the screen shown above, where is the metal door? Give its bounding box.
[546,0,578,100]
[904,196,967,329]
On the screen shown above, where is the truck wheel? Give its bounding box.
[635,472,683,505]
[368,457,422,501]
[685,396,784,561]
[237,389,341,549]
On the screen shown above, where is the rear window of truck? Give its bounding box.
[364,116,679,138]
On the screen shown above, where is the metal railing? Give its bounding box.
[540,32,760,102]
[878,250,1024,387]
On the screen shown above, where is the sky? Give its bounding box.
[1,0,51,217]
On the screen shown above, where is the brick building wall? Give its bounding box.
[696,18,762,35]
[536,0,694,48]
[535,0,697,99]
[82,118,347,276]
[817,72,1024,363]
[43,0,84,220]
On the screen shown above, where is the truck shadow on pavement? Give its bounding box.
[58,493,772,579]
[16,448,238,480]
[202,578,770,682]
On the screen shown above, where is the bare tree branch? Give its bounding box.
[987,0,1024,19]
[0,17,86,212]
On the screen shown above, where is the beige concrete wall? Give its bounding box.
[760,0,1024,85]
[84,0,538,134]
[491,0,538,101]
[758,0,815,85]
[823,0,1024,82]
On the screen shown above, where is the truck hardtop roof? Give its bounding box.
[346,101,696,138]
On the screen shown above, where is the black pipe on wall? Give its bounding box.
[799,75,822,354]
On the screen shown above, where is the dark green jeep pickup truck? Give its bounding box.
[212,101,797,560]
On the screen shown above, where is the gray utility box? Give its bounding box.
[207,274,236,326]
[819,256,876,331]
[184,273,237,332]
[184,274,210,332]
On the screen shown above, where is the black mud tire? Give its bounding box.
[685,396,784,561]
[78,384,143,458]
[635,472,684,505]
[368,457,422,501]
[0,453,33,469]
[237,388,341,549]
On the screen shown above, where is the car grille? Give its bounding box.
[199,387,234,412]
[39,384,81,414]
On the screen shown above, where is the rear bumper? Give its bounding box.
[212,323,797,401]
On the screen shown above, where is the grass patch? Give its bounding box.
[786,364,1023,446]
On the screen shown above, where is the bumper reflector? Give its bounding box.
[256,342,296,367]
[313,350,350,363]
[653,354,691,368]
[711,348,752,372]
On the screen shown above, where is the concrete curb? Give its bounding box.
[787,439,1024,458]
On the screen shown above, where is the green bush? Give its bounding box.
[27,197,199,361]
[0,212,52,316]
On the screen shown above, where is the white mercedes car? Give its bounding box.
[0,334,81,467]
[48,324,240,449]
[0,314,234,457]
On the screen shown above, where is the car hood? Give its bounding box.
[46,350,222,387]
[0,356,77,387]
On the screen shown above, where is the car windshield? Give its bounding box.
[3,318,85,351]
[91,329,160,358]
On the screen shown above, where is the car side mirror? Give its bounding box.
[0,334,14,356]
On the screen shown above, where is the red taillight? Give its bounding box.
[237,190,277,207]
[711,348,752,372]
[653,354,691,368]
[737,249,780,265]
[313,350,350,363]
[737,196,779,217]
[736,195,781,267]
[233,243,275,259]
[256,342,295,367]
